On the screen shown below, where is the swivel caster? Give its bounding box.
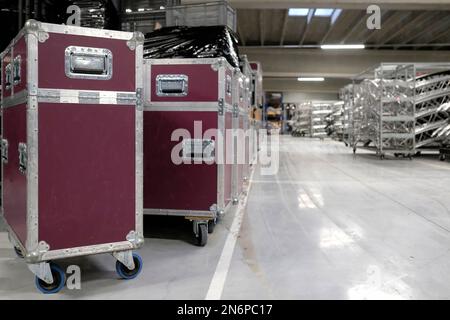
[196,224,208,247]
[116,253,143,280]
[208,219,216,234]
[35,263,65,294]
[380,154,385,160]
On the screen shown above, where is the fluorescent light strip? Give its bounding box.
[321,44,365,50]
[298,77,325,82]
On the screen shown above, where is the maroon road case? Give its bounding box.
[143,57,235,246]
[1,20,144,293]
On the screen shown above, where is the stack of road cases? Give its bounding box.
[239,54,254,176]
[1,20,144,294]
[249,61,264,151]
[143,57,235,246]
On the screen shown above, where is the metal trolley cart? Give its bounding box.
[1,20,144,293]
[143,57,235,246]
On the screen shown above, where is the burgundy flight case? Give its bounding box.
[1,20,144,293]
[143,57,235,246]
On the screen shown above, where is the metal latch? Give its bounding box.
[18,143,27,174]
[1,139,8,163]
[226,75,232,96]
[5,63,12,90]
[13,55,21,86]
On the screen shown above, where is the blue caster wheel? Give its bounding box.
[116,253,143,280]
[35,263,66,294]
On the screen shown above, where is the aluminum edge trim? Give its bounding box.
[135,42,144,241]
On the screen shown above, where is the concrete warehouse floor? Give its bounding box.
[2,136,450,299]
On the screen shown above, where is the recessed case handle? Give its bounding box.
[156,74,188,96]
[65,46,113,80]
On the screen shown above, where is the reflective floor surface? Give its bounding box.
[2,136,450,299]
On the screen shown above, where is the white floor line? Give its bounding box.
[205,168,255,300]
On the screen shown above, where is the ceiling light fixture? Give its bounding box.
[321,44,365,49]
[297,77,325,82]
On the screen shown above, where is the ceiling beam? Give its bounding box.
[340,12,367,44]
[182,0,450,10]
[279,9,289,46]
[299,9,315,45]
[393,12,447,49]
[259,10,265,46]
[364,11,410,43]
[320,10,346,44]
[237,22,247,46]
[375,11,429,48]
[239,47,450,79]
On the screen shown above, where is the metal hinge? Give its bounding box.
[136,88,143,110]
[218,98,224,115]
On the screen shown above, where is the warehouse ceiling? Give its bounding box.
[236,9,450,50]
[180,0,450,95]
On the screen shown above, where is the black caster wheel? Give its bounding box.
[208,219,216,234]
[35,263,65,294]
[353,148,356,154]
[380,154,385,160]
[14,246,24,258]
[394,153,400,158]
[116,253,143,280]
[440,154,446,161]
[196,224,208,247]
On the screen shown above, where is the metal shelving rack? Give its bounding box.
[340,84,354,147]
[413,64,450,150]
[311,102,334,138]
[291,102,312,137]
[352,63,416,159]
[348,63,450,159]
